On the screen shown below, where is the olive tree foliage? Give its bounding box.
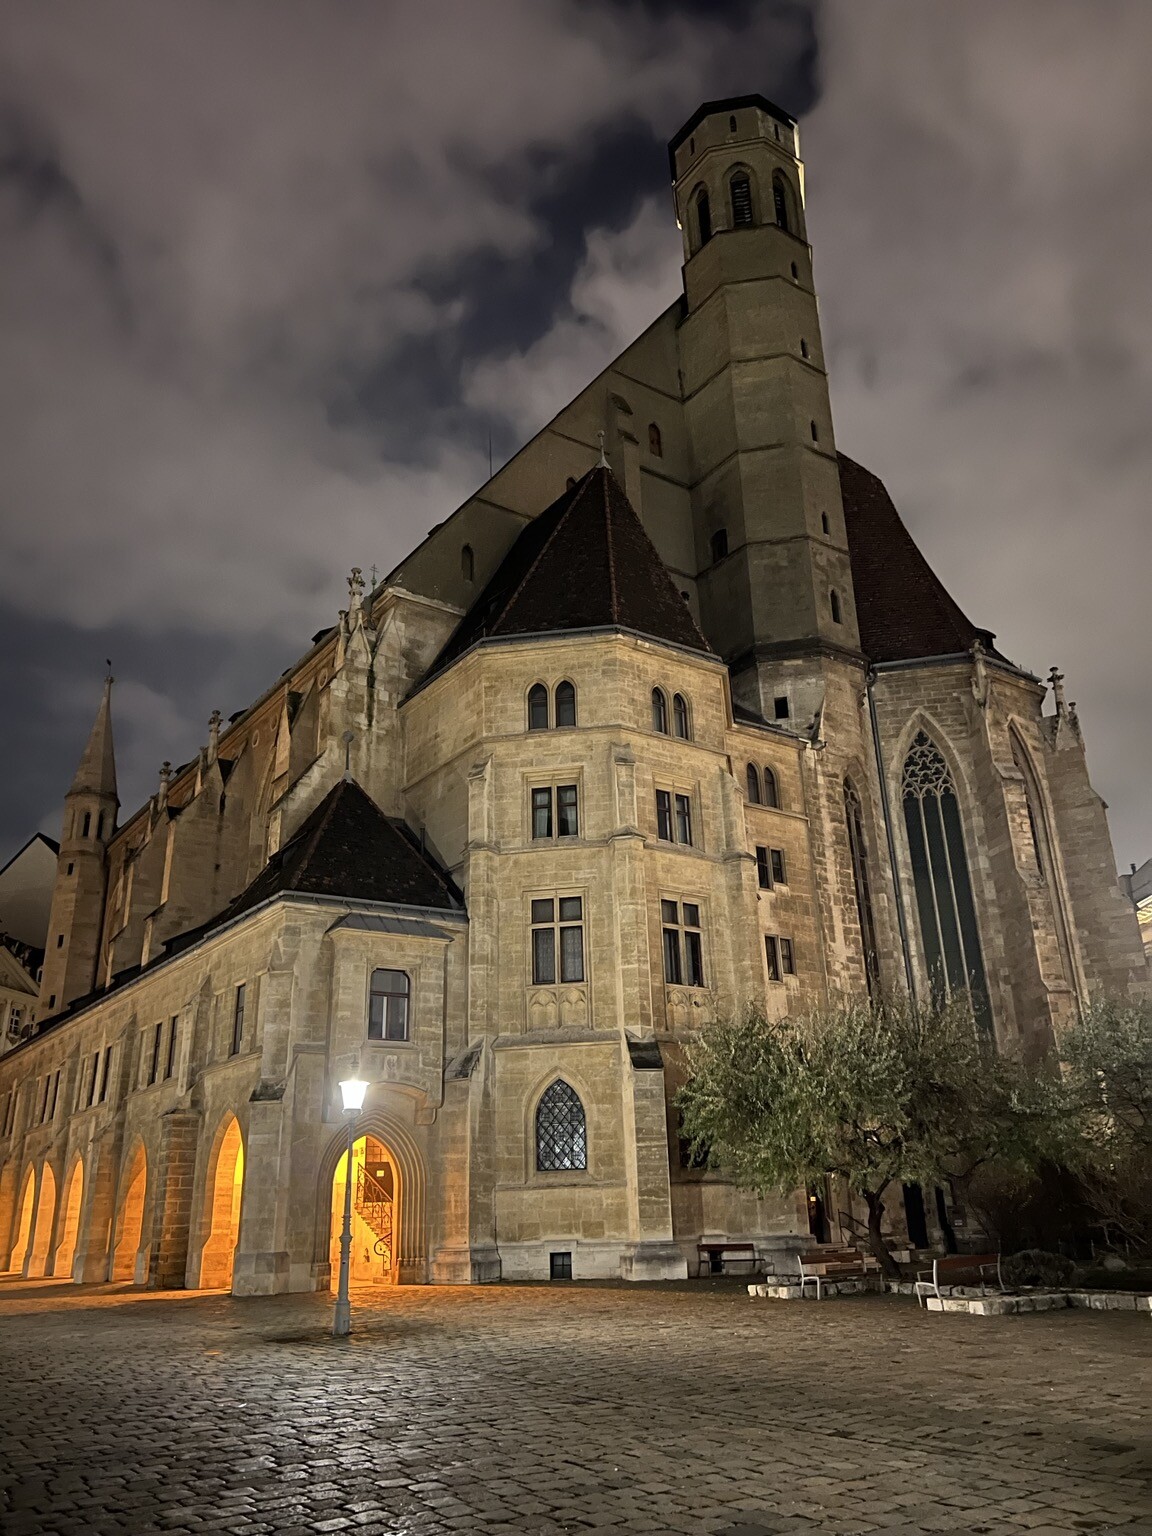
[1058,996,1152,1251]
[678,994,1057,1276]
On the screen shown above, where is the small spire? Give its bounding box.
[68,672,118,804]
[597,430,608,468]
[207,709,222,765]
[1048,666,1067,717]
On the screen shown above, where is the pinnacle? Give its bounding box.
[68,674,118,803]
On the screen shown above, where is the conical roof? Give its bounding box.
[427,465,712,681]
[838,454,1000,665]
[68,676,118,802]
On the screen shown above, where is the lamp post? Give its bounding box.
[333,1076,368,1337]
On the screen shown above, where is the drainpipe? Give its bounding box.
[866,672,916,998]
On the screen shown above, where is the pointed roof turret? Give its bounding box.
[68,671,118,804]
[426,465,712,682]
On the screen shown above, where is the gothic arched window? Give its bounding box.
[845,779,880,995]
[730,173,753,227]
[536,1081,587,1171]
[555,680,577,728]
[461,544,474,583]
[673,693,690,740]
[901,732,989,1022]
[772,173,791,232]
[762,766,779,809]
[695,188,712,248]
[746,763,761,803]
[648,422,662,457]
[652,688,669,734]
[528,684,549,731]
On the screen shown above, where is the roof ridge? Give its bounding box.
[602,468,620,624]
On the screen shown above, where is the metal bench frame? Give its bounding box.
[913,1253,1003,1307]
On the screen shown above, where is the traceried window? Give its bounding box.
[369,969,410,1042]
[730,172,753,226]
[901,732,990,1024]
[554,680,577,727]
[531,785,578,839]
[661,899,705,986]
[652,688,669,734]
[528,684,549,731]
[673,693,690,739]
[845,779,880,995]
[531,897,584,985]
[536,1081,587,1171]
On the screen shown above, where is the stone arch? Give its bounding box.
[111,1142,148,1283]
[194,1115,245,1290]
[52,1154,85,1280]
[314,1107,427,1285]
[27,1161,58,1278]
[8,1165,36,1274]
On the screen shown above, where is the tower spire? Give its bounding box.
[68,670,118,804]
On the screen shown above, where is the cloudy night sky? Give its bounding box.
[0,0,1149,871]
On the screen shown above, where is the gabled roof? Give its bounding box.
[427,465,712,682]
[213,778,462,926]
[838,454,1000,665]
[0,832,59,881]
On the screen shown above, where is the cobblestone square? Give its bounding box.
[0,1277,1149,1535]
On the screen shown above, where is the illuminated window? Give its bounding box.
[369,969,410,1042]
[536,1081,587,1171]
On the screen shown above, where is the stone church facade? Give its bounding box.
[1,96,1145,1293]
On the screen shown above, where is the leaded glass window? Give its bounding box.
[900,732,990,1025]
[536,1081,587,1171]
[845,779,881,995]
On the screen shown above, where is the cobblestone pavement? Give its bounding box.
[1,1277,1150,1536]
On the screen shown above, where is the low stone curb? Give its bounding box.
[747,1281,1152,1314]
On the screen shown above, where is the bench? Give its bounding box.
[697,1242,757,1277]
[797,1247,877,1299]
[913,1252,1002,1308]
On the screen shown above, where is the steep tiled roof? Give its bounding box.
[215,778,462,924]
[427,465,712,681]
[838,453,999,665]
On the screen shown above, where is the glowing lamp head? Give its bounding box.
[339,1078,368,1113]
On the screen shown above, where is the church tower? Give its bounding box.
[38,675,119,1019]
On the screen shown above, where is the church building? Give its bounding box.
[1,96,1145,1292]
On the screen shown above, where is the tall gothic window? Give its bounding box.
[673,693,690,739]
[730,173,753,226]
[844,779,880,995]
[746,763,761,803]
[772,173,790,232]
[652,688,669,734]
[527,683,549,731]
[901,732,990,1024]
[554,680,577,727]
[536,1081,588,1171]
[762,767,779,808]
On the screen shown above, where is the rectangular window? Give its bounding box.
[662,899,705,987]
[674,794,693,846]
[756,846,771,889]
[765,935,781,982]
[368,970,410,1042]
[656,789,673,841]
[774,696,790,720]
[165,1017,178,1080]
[771,848,787,885]
[531,896,584,984]
[550,1251,573,1280]
[149,1021,163,1085]
[780,937,795,975]
[231,984,246,1056]
[532,787,552,839]
[556,784,579,837]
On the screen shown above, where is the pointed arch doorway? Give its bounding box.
[329,1134,398,1286]
[198,1117,245,1290]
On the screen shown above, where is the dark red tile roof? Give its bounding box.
[216,778,462,923]
[839,453,998,664]
[427,465,712,680]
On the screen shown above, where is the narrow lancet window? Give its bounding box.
[730,173,753,227]
[845,780,880,995]
[536,1081,587,1171]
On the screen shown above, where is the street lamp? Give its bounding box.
[333,1076,368,1337]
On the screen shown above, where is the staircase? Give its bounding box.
[355,1167,394,1269]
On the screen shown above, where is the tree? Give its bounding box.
[678,994,1057,1276]
[1058,997,1152,1252]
